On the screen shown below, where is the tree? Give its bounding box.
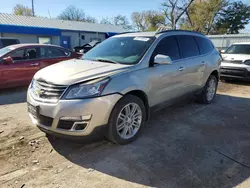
[100,15,132,30]
[13,4,33,16]
[58,6,97,23]
[180,0,228,34]
[131,11,165,31]
[161,0,195,29]
[215,1,250,34]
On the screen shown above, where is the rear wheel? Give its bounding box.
[197,75,218,104]
[107,95,146,145]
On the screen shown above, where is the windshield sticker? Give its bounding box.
[133,37,150,42]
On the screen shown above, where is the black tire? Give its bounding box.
[107,95,146,145]
[197,75,218,104]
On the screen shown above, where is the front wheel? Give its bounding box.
[197,75,218,104]
[107,95,146,145]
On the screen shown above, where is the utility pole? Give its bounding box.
[32,0,35,16]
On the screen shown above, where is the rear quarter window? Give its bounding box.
[195,36,214,54]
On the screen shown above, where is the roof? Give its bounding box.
[0,13,127,33]
[233,42,250,45]
[207,34,250,38]
[116,30,205,37]
[6,43,66,49]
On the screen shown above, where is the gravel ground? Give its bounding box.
[0,81,250,188]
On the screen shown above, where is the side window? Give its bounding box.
[153,36,180,60]
[25,48,38,59]
[10,49,25,61]
[195,37,214,54]
[46,47,66,58]
[177,35,200,58]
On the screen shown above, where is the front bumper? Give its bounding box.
[27,91,122,137]
[220,62,250,80]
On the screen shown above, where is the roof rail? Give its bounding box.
[117,31,138,35]
[155,29,204,36]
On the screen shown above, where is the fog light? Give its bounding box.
[74,122,88,130]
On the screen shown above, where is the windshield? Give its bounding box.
[225,45,250,55]
[83,36,155,64]
[0,46,14,57]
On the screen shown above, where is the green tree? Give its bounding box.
[13,4,33,16]
[180,0,228,34]
[58,6,96,23]
[215,1,250,34]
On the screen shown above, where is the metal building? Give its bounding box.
[207,33,250,50]
[0,13,127,49]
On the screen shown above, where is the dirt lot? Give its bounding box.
[0,81,250,188]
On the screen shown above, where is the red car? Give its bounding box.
[0,44,82,89]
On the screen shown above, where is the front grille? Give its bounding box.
[38,114,53,127]
[223,60,243,64]
[31,80,67,102]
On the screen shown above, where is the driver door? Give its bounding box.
[0,47,40,88]
[148,36,188,107]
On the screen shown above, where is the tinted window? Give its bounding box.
[1,39,19,47]
[153,36,180,60]
[177,35,199,58]
[195,37,214,54]
[9,48,38,61]
[40,47,66,58]
[225,45,250,55]
[25,48,38,59]
[10,49,25,61]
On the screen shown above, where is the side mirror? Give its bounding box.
[220,50,225,54]
[2,56,13,65]
[154,54,172,65]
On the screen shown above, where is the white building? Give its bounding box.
[207,33,250,50]
[0,13,127,49]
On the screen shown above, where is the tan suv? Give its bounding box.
[27,30,221,144]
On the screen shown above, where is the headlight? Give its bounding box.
[80,49,84,53]
[64,78,110,99]
[244,60,250,65]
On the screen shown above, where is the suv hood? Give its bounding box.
[34,59,131,85]
[222,54,250,62]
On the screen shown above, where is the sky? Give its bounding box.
[1,0,250,29]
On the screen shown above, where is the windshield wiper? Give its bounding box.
[95,58,119,64]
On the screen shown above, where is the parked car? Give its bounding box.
[220,42,250,81]
[73,41,100,53]
[0,44,81,89]
[0,38,20,49]
[27,30,221,144]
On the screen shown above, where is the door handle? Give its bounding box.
[178,67,185,71]
[30,63,39,66]
[201,61,206,66]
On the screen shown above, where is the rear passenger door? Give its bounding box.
[177,35,204,92]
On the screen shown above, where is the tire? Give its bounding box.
[197,75,218,104]
[107,95,146,145]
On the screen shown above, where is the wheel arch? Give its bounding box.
[123,90,150,121]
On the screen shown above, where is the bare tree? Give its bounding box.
[161,0,194,29]
[100,15,132,30]
[58,6,96,23]
[13,4,33,16]
[131,12,149,31]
